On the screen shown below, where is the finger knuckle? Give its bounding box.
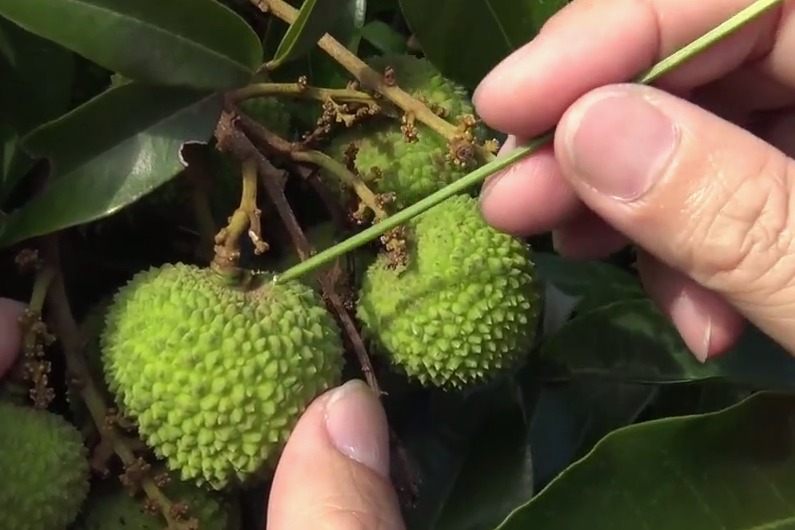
[687,151,795,295]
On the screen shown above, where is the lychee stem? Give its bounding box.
[272,0,782,284]
[291,150,389,221]
[41,238,200,530]
[230,82,378,107]
[253,0,494,164]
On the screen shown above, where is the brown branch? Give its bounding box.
[40,235,199,530]
[234,112,389,222]
[217,111,380,394]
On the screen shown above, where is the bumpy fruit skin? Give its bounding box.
[367,54,472,120]
[356,194,540,389]
[100,263,345,490]
[73,476,239,530]
[0,402,90,530]
[326,54,485,209]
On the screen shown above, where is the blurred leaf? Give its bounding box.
[398,0,570,89]
[268,0,345,69]
[539,298,795,390]
[0,17,74,200]
[0,83,222,247]
[0,0,262,90]
[534,252,645,314]
[360,20,407,54]
[527,378,657,489]
[399,380,531,530]
[435,382,534,530]
[540,282,580,336]
[497,392,795,530]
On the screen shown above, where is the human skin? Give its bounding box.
[5,2,795,529]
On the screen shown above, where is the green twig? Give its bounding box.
[272,0,782,285]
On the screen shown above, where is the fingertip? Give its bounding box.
[479,144,581,236]
[0,298,26,378]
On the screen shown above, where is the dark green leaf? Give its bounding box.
[533,252,645,313]
[435,382,534,530]
[497,392,795,530]
[360,20,407,54]
[0,17,74,201]
[528,378,657,489]
[269,0,345,69]
[0,83,222,247]
[398,0,570,89]
[0,0,262,90]
[540,298,795,389]
[399,380,531,530]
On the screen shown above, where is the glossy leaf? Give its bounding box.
[435,383,534,530]
[497,392,795,530]
[398,0,570,89]
[0,17,74,200]
[269,0,344,69]
[0,0,262,90]
[533,252,645,314]
[0,83,223,247]
[539,298,795,389]
[528,378,658,489]
[360,20,408,54]
[399,380,532,530]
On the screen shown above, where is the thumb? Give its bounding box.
[267,379,405,530]
[554,83,795,353]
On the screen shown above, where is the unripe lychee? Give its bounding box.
[356,194,541,389]
[100,263,345,490]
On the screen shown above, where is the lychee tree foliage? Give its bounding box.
[0,1,793,530]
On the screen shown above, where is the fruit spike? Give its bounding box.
[273,0,781,285]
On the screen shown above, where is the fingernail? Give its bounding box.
[563,87,679,201]
[670,292,711,362]
[324,379,390,479]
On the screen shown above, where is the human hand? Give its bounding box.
[0,298,25,378]
[266,379,406,530]
[474,0,795,361]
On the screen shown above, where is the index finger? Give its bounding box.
[472,0,786,138]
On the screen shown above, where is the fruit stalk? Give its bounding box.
[253,0,493,163]
[218,117,382,393]
[40,236,199,530]
[233,111,390,222]
[230,82,379,106]
[272,0,783,285]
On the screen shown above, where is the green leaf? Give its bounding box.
[533,253,645,314]
[528,378,658,489]
[269,0,345,69]
[0,17,74,201]
[434,382,534,530]
[0,82,222,247]
[0,0,262,90]
[539,298,795,389]
[398,0,570,89]
[497,392,795,530]
[360,20,408,54]
[399,380,532,530]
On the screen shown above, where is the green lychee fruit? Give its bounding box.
[356,194,540,389]
[73,475,239,530]
[324,54,487,209]
[100,263,345,490]
[0,402,90,530]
